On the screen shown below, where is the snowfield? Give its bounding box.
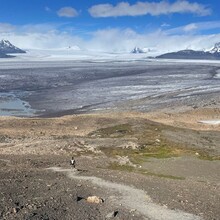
[199,120,220,125]
[1,48,220,63]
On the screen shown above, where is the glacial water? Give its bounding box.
[0,92,36,116]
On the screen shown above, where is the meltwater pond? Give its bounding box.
[0,92,36,116]
[0,60,220,117]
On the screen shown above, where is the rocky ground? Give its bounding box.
[0,110,219,220]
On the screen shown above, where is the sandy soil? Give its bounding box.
[144,108,220,131]
[0,110,219,220]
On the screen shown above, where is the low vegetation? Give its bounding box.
[108,162,185,180]
[94,123,220,168]
[89,124,133,138]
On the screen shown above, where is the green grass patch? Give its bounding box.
[109,162,135,172]
[141,171,185,180]
[100,147,144,164]
[198,153,220,161]
[140,145,180,159]
[108,162,185,180]
[89,124,133,138]
[89,122,220,162]
[100,144,186,165]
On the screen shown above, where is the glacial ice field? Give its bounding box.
[0,59,220,117]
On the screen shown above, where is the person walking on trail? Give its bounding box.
[70,156,76,168]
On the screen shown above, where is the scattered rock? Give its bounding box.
[76,196,84,202]
[12,207,19,213]
[30,205,37,210]
[105,211,118,219]
[116,156,137,167]
[155,139,161,143]
[87,146,102,154]
[121,142,139,150]
[86,196,103,204]
[27,204,32,209]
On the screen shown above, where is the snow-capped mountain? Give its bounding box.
[0,39,26,54]
[156,50,214,60]
[157,42,220,60]
[131,47,145,54]
[131,46,157,54]
[208,42,220,54]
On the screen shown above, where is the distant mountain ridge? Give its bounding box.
[0,39,26,57]
[1,39,220,60]
[131,47,145,54]
[208,42,220,54]
[156,43,220,60]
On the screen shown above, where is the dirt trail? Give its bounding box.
[0,113,219,219]
[48,167,202,220]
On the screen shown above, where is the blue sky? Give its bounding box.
[0,0,220,52]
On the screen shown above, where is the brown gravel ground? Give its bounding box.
[0,110,219,220]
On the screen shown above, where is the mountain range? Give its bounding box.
[156,43,220,60]
[131,47,145,54]
[0,40,26,58]
[1,39,220,61]
[131,47,154,54]
[208,42,220,54]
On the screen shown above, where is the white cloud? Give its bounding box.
[57,7,78,18]
[0,23,15,33]
[183,23,198,32]
[0,23,83,49]
[84,28,220,53]
[167,21,220,34]
[1,22,220,53]
[1,32,82,50]
[85,28,141,52]
[88,1,211,17]
[161,23,171,28]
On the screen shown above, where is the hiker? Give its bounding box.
[70,157,76,168]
